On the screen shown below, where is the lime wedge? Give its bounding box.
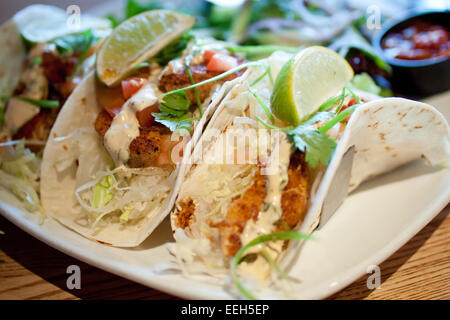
[13,5,111,43]
[270,46,354,125]
[96,10,195,87]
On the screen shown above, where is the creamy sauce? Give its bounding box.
[103,63,162,165]
[239,134,291,260]
[104,82,161,166]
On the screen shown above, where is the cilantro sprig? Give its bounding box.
[154,61,263,133]
[152,91,198,133]
[254,84,361,168]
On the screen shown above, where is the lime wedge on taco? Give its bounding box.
[271,46,354,125]
[96,10,195,87]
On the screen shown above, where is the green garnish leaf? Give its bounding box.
[150,34,194,66]
[155,88,196,132]
[290,127,337,167]
[53,29,95,77]
[30,56,42,66]
[349,72,382,95]
[256,109,337,168]
[231,231,313,300]
[152,113,196,133]
[159,91,191,116]
[53,29,95,55]
[92,175,115,209]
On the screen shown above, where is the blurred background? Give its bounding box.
[0,0,104,23]
[1,0,449,23]
[1,0,449,97]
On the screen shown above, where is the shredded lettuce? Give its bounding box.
[0,140,42,213]
[75,166,176,228]
[92,175,115,209]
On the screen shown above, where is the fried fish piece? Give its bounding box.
[158,62,244,105]
[280,151,309,229]
[211,170,267,257]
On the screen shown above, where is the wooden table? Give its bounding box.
[0,205,449,300]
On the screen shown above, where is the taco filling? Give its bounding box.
[2,31,103,149]
[93,45,245,169]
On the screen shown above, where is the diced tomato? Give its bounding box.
[341,98,358,122]
[206,54,238,72]
[158,134,184,165]
[121,77,147,100]
[203,50,216,64]
[136,103,160,128]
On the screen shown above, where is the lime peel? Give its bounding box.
[270,46,354,126]
[96,10,195,86]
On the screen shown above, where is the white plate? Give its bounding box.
[1,153,449,299]
[1,2,449,298]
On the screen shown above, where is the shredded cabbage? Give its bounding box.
[75,166,176,228]
[92,175,115,209]
[0,140,42,214]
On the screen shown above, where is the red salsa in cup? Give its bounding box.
[382,20,450,60]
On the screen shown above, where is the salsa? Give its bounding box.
[382,20,450,60]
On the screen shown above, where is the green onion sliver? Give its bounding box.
[185,62,203,117]
[18,97,59,108]
[231,231,313,300]
[160,61,262,98]
[261,248,290,283]
[335,88,348,114]
[225,45,300,56]
[248,86,274,124]
[318,104,359,134]
[344,85,361,105]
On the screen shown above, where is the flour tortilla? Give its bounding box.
[0,20,25,127]
[40,70,242,247]
[170,51,450,276]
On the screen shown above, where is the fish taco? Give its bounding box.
[169,48,450,298]
[0,5,111,212]
[40,10,250,247]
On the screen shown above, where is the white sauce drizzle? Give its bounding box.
[103,66,162,166]
[240,134,291,251]
[238,134,292,280]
